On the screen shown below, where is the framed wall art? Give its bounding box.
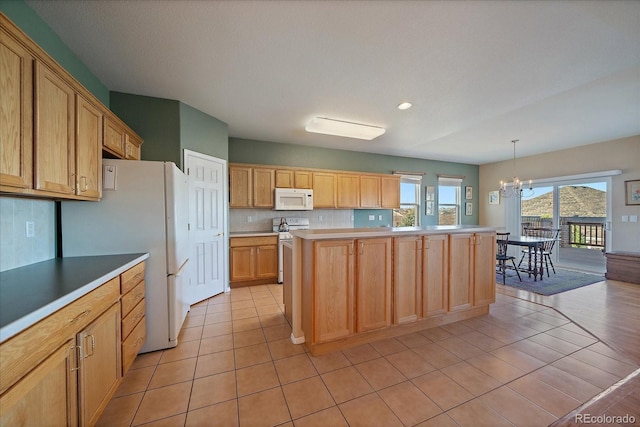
[465,186,473,200]
[465,202,473,216]
[488,190,500,205]
[625,180,640,205]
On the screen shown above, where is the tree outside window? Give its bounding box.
[393,177,421,227]
[438,177,462,225]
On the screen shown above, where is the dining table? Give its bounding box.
[506,235,557,281]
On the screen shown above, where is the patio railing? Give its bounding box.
[567,221,605,249]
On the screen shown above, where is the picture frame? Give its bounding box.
[425,186,435,201]
[465,186,473,200]
[488,190,500,205]
[426,201,434,216]
[625,180,640,205]
[465,202,473,216]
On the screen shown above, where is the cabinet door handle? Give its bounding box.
[84,334,95,358]
[68,310,91,323]
[70,344,81,372]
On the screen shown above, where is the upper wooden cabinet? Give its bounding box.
[124,132,142,160]
[0,26,33,191]
[275,169,312,189]
[103,113,143,160]
[312,171,337,208]
[229,164,275,208]
[229,165,253,208]
[230,162,401,210]
[337,174,360,208]
[360,175,381,208]
[34,61,76,196]
[0,14,142,200]
[381,176,401,208]
[76,95,103,199]
[253,167,275,208]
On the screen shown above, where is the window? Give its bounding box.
[393,176,421,227]
[438,176,462,225]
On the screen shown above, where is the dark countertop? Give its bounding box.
[0,253,149,342]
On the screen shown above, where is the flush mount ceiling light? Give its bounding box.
[397,102,412,110]
[305,117,385,140]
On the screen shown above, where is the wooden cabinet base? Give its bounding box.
[605,252,640,285]
[304,305,489,356]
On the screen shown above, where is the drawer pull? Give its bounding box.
[68,310,91,323]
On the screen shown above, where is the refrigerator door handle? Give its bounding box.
[172,259,189,277]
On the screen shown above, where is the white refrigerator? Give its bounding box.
[61,159,190,353]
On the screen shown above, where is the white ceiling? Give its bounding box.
[26,0,640,165]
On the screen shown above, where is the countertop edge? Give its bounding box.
[290,226,497,240]
[0,253,149,343]
[230,231,279,238]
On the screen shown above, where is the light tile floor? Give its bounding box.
[97,284,638,427]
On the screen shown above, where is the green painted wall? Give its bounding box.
[180,103,229,161]
[110,92,229,168]
[229,137,479,226]
[1,0,110,106]
[110,92,182,165]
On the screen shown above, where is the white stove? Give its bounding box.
[272,217,309,283]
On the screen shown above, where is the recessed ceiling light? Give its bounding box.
[305,117,386,140]
[397,102,412,110]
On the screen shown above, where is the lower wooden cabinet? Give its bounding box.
[393,236,423,324]
[0,260,147,427]
[78,303,121,427]
[312,240,354,343]
[449,232,496,312]
[355,237,392,332]
[0,339,78,427]
[423,234,449,317]
[230,236,278,285]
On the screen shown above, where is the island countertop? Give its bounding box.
[290,225,496,240]
[0,253,149,342]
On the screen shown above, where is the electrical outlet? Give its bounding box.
[318,215,323,222]
[247,216,253,223]
[630,215,638,223]
[622,215,629,222]
[25,221,34,238]
[368,215,375,221]
[378,215,383,221]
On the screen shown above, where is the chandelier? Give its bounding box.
[499,139,533,198]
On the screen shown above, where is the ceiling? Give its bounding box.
[26,0,640,165]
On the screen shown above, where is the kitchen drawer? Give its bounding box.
[230,236,277,247]
[121,280,145,317]
[0,277,120,394]
[122,318,146,373]
[121,298,145,339]
[121,261,145,294]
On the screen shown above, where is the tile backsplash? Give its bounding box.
[0,197,56,272]
[230,209,354,232]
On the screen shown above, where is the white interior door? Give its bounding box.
[184,149,227,304]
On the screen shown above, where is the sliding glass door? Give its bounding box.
[517,179,609,274]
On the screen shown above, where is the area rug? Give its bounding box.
[496,268,605,296]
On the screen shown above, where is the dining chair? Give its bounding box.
[496,232,521,285]
[517,227,559,277]
[540,228,560,276]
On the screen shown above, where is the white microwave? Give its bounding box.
[274,188,314,210]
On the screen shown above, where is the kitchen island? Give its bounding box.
[286,226,496,355]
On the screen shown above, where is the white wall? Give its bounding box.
[0,197,56,271]
[479,135,640,253]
